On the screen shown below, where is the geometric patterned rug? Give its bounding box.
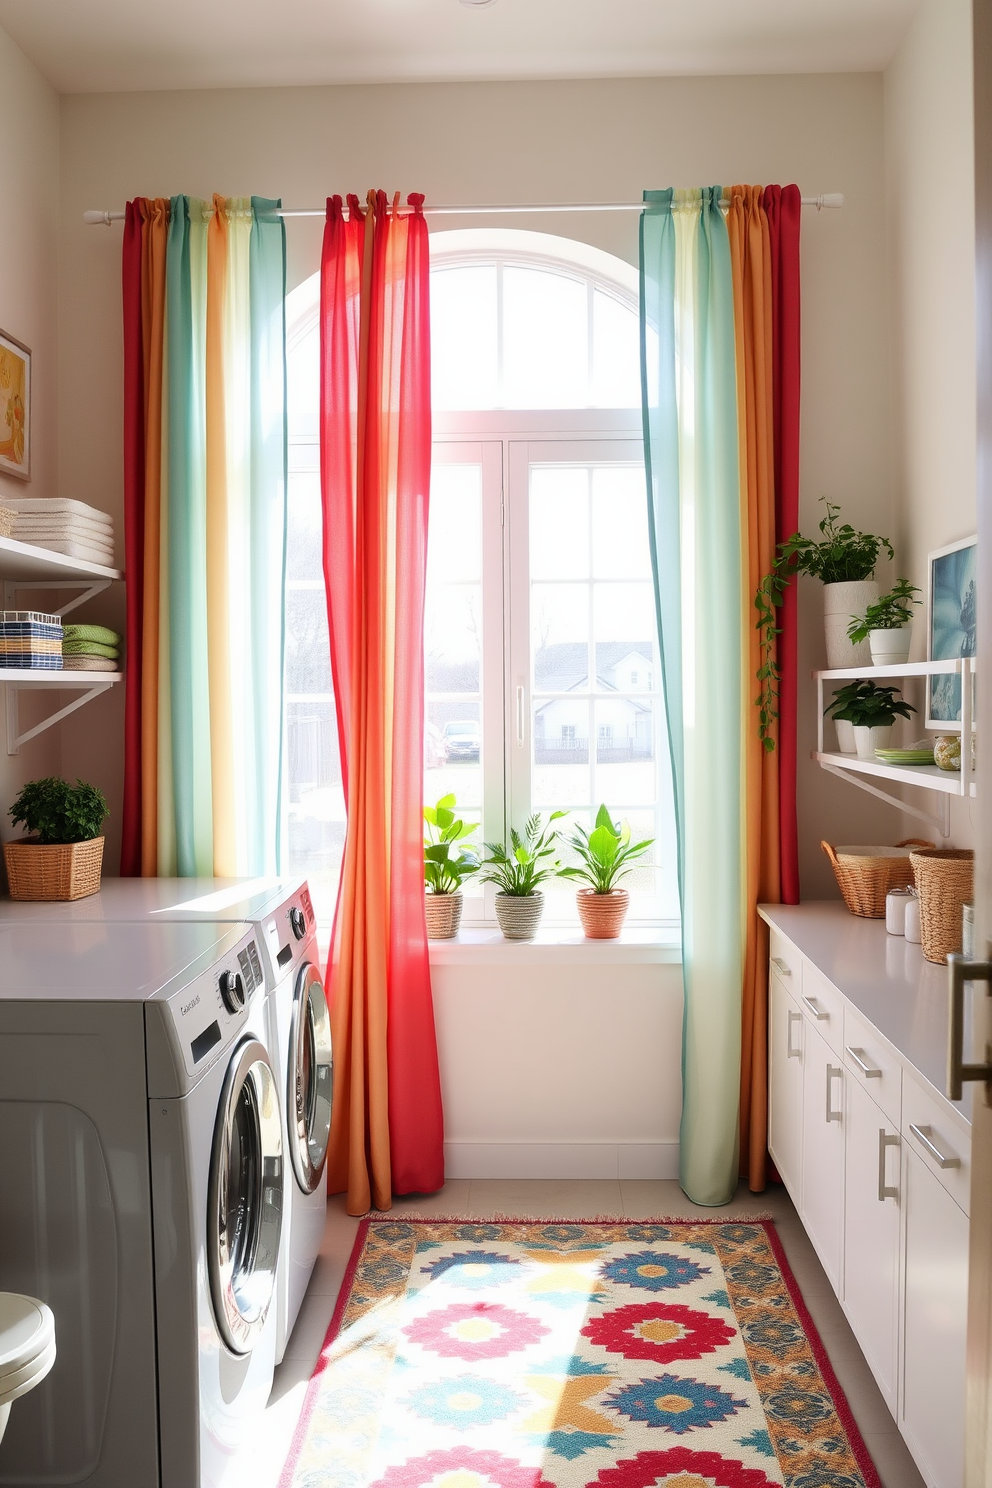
[278,1219,879,1488]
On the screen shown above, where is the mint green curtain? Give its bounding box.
[640,187,744,1206]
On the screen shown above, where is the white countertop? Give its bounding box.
[759,901,973,1120]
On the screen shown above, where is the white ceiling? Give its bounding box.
[0,0,920,95]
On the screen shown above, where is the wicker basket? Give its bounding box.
[4,836,104,901]
[0,506,15,539]
[424,892,463,940]
[494,891,544,941]
[909,848,975,964]
[821,838,933,918]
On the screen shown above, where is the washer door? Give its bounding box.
[208,1038,283,1355]
[288,961,333,1194]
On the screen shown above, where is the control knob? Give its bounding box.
[219,970,245,1013]
[290,906,307,941]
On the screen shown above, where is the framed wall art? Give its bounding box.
[927,534,977,729]
[0,328,31,482]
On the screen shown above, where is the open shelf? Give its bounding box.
[813,750,975,798]
[0,670,121,686]
[0,535,121,584]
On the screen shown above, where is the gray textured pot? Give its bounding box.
[494,891,544,940]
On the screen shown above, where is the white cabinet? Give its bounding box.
[843,1075,901,1412]
[800,1017,846,1291]
[768,970,804,1205]
[902,1149,969,1488]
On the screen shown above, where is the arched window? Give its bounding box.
[285,230,675,928]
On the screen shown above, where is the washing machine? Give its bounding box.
[0,876,332,1364]
[0,917,282,1487]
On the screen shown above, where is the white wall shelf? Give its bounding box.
[0,540,124,754]
[813,657,976,838]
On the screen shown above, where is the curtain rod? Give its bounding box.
[83,193,843,226]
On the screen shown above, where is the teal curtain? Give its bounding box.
[640,186,744,1206]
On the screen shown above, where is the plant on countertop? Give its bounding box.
[846,578,922,644]
[478,812,566,896]
[754,498,894,751]
[423,794,479,895]
[844,682,916,729]
[557,804,654,894]
[9,777,108,843]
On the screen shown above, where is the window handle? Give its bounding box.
[516,684,525,747]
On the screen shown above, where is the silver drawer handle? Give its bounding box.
[909,1123,960,1170]
[787,1009,802,1059]
[772,956,792,978]
[803,995,829,1021]
[847,1046,882,1079]
[825,1065,842,1123]
[878,1129,899,1201]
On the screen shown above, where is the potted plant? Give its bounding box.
[479,812,566,940]
[824,680,878,754]
[847,578,922,666]
[755,498,894,747]
[423,793,479,940]
[557,804,654,938]
[4,776,108,901]
[846,682,916,759]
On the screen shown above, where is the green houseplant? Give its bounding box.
[845,682,916,759]
[755,498,894,748]
[479,812,566,940]
[557,804,654,939]
[5,776,109,901]
[824,680,878,754]
[423,794,479,940]
[847,578,921,665]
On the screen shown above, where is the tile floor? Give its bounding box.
[255,1179,927,1488]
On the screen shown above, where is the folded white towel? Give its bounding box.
[14,515,114,542]
[1,498,113,530]
[16,538,116,567]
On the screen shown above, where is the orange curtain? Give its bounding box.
[728,186,782,1191]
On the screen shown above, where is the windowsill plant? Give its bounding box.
[557,804,654,939]
[423,794,479,940]
[846,578,922,666]
[478,812,566,940]
[755,498,894,749]
[4,776,109,901]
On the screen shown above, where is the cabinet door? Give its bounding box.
[843,1075,900,1414]
[768,969,804,1207]
[902,1149,969,1488]
[801,1017,846,1292]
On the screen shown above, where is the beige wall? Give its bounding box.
[57,71,897,883]
[0,25,68,835]
[884,0,979,849]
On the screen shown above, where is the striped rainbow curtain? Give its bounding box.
[121,195,287,877]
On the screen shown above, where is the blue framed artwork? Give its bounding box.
[927,535,977,728]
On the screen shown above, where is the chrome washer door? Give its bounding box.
[288,962,333,1194]
[208,1038,283,1355]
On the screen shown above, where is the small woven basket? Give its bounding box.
[494,891,544,941]
[821,838,933,918]
[0,506,15,539]
[424,892,463,940]
[909,848,975,964]
[4,837,104,901]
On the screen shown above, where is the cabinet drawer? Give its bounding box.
[768,930,802,995]
[799,962,844,1056]
[902,1070,971,1217]
[842,1005,902,1127]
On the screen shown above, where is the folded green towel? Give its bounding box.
[62,623,121,646]
[62,639,119,659]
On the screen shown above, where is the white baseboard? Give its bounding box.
[443,1141,679,1181]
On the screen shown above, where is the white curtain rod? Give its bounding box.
[83,193,843,226]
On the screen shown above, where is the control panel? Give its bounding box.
[259,882,316,987]
[146,926,265,1096]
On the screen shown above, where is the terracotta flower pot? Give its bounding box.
[494,891,543,940]
[424,892,463,939]
[576,887,629,939]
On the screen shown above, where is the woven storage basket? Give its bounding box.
[4,836,104,901]
[424,892,463,940]
[821,838,933,918]
[909,847,975,964]
[0,506,15,539]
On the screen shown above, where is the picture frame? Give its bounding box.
[0,328,31,482]
[927,534,977,729]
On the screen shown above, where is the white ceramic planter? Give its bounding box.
[869,625,912,666]
[853,724,892,758]
[834,719,856,753]
[823,580,879,669]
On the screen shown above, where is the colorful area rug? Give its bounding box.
[279,1219,879,1488]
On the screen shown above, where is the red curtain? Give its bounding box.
[320,190,444,1214]
[121,204,145,877]
[765,185,802,905]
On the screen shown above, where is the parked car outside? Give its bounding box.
[443,719,481,762]
[425,723,447,768]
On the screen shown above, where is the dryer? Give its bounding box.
[0,918,282,1487]
[0,878,333,1363]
